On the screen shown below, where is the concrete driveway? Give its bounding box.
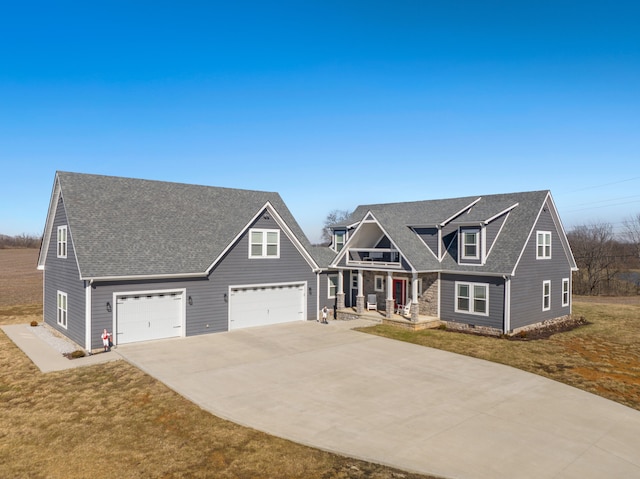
[117,319,640,479]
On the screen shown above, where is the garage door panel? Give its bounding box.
[230,284,305,330]
[117,293,183,344]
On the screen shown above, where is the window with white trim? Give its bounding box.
[543,280,551,311]
[374,275,384,292]
[57,291,68,328]
[537,231,552,259]
[562,278,570,307]
[328,274,338,299]
[249,229,280,258]
[460,228,480,260]
[57,225,67,258]
[455,282,488,316]
[334,231,345,252]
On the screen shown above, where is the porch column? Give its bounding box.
[385,272,394,319]
[356,269,364,314]
[336,270,345,310]
[410,272,419,322]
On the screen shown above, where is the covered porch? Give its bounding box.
[335,306,443,331]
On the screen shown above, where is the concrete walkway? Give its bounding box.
[2,324,121,372]
[115,319,640,479]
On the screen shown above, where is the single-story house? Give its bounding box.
[38,172,577,350]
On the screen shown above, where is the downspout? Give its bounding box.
[85,280,92,352]
[503,275,511,334]
[316,272,320,321]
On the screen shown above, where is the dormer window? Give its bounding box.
[460,228,480,260]
[334,231,345,252]
[249,229,280,258]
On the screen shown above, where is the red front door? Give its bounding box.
[392,279,406,309]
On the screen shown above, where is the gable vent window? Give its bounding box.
[249,229,280,258]
[537,231,552,259]
[57,225,67,258]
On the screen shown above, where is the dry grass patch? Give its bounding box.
[0,330,435,479]
[359,300,640,411]
[0,248,42,306]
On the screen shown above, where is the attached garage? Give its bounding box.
[115,290,185,344]
[229,283,306,330]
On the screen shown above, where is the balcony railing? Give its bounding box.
[346,248,401,267]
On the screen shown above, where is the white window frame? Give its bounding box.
[57,225,67,258]
[543,280,551,311]
[327,274,338,299]
[57,291,68,329]
[416,278,423,297]
[334,231,345,252]
[455,281,489,316]
[460,228,480,260]
[562,278,570,307]
[536,231,552,259]
[249,228,280,258]
[374,275,384,292]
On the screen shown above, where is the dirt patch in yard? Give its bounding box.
[0,248,42,307]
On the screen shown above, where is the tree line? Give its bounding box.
[0,233,42,249]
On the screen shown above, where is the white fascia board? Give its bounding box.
[484,203,519,224]
[485,210,512,260]
[205,201,320,274]
[37,174,61,269]
[86,272,207,282]
[440,269,507,278]
[439,197,482,227]
[352,211,417,273]
[546,192,578,270]
[511,199,546,276]
[330,211,371,267]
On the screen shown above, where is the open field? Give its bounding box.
[1,249,434,479]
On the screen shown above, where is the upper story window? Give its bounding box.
[57,226,67,258]
[537,231,552,259]
[334,231,345,252]
[249,229,280,258]
[460,228,480,260]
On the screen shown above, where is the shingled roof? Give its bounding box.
[336,190,559,275]
[41,172,326,279]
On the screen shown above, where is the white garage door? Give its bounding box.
[116,292,183,344]
[229,283,306,330]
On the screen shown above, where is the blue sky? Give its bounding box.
[1,1,639,243]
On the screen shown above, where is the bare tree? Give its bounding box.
[320,209,352,245]
[567,222,621,295]
[623,212,640,260]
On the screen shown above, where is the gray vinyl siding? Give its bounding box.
[440,273,505,330]
[44,197,86,347]
[318,271,339,315]
[414,227,439,256]
[90,277,210,349]
[441,224,458,262]
[510,201,572,330]
[88,209,319,348]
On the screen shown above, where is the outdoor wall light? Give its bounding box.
[188,296,193,306]
[224,293,228,303]
[106,302,112,313]
[308,286,312,295]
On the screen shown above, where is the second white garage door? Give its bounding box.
[116,291,184,344]
[229,283,306,330]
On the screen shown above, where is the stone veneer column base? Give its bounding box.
[385,299,395,319]
[410,302,419,322]
[356,295,364,314]
[336,292,345,310]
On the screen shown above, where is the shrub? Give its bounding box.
[30,320,38,327]
[70,350,86,359]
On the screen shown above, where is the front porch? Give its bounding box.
[335,307,443,331]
